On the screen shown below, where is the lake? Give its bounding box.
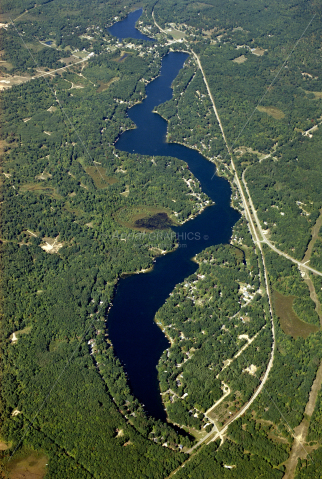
[108,8,154,42]
[107,12,239,421]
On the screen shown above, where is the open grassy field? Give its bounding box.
[85,165,117,188]
[114,205,177,231]
[97,76,119,93]
[257,106,285,120]
[20,183,63,199]
[273,290,319,339]
[233,55,247,64]
[0,437,11,451]
[305,90,322,99]
[165,28,186,40]
[4,450,48,479]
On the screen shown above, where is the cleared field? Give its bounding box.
[0,74,32,89]
[85,165,117,188]
[59,55,80,65]
[166,28,186,40]
[64,202,85,217]
[10,326,32,342]
[273,290,319,338]
[114,205,176,231]
[0,438,11,450]
[251,47,266,56]
[5,451,48,479]
[25,41,46,53]
[305,90,322,99]
[20,183,63,199]
[233,55,247,64]
[0,139,13,155]
[0,60,14,71]
[97,76,119,93]
[257,105,285,119]
[72,50,89,59]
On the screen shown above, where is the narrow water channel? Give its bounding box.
[107,13,240,421]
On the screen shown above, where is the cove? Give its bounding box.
[107,28,240,423]
[108,9,154,42]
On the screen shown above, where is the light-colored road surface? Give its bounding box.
[283,359,322,479]
[191,52,231,154]
[184,52,277,454]
[32,56,92,80]
[151,20,319,474]
[152,10,167,35]
[241,170,322,278]
[205,383,231,417]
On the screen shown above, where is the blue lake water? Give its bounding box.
[107,14,239,421]
[108,8,154,42]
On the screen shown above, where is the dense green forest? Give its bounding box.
[0,7,201,475]
[156,238,270,429]
[1,0,322,477]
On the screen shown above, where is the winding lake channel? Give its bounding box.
[107,11,240,421]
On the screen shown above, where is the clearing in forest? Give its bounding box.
[96,76,119,93]
[85,166,117,188]
[20,183,63,199]
[4,450,48,479]
[233,55,247,64]
[257,105,285,119]
[114,205,177,231]
[251,47,266,56]
[272,290,319,338]
[305,90,322,99]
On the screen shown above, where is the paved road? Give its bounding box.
[150,22,319,477]
[241,169,322,278]
[184,52,277,453]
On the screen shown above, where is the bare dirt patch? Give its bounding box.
[272,290,319,338]
[233,55,247,64]
[251,47,266,56]
[35,171,52,180]
[0,74,32,89]
[120,185,130,197]
[0,439,11,450]
[40,236,63,254]
[257,106,285,119]
[85,165,117,188]
[10,326,32,342]
[243,364,258,376]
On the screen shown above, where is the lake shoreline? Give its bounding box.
[105,25,240,420]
